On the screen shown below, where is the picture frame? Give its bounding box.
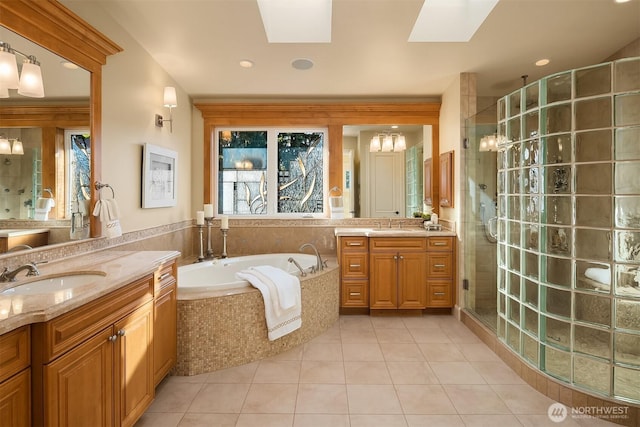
[142,143,177,208]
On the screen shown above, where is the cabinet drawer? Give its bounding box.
[340,236,368,251]
[341,281,369,307]
[370,237,427,251]
[426,282,452,307]
[41,275,154,361]
[427,253,453,278]
[155,261,177,294]
[341,253,369,279]
[427,237,453,251]
[0,325,30,383]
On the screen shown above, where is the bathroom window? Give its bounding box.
[216,128,327,216]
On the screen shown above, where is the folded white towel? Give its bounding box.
[35,197,55,210]
[34,208,49,220]
[106,199,120,220]
[585,267,611,286]
[236,266,302,341]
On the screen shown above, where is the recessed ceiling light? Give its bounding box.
[61,60,79,70]
[291,58,314,70]
[535,58,550,66]
[239,59,254,68]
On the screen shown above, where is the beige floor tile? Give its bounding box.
[491,384,557,414]
[347,384,403,414]
[342,342,384,361]
[339,315,374,331]
[344,361,392,384]
[443,384,511,414]
[134,412,183,427]
[295,383,348,414]
[395,384,458,415]
[299,360,345,384]
[350,414,408,427]
[380,342,426,362]
[418,343,466,362]
[207,361,259,383]
[302,341,343,361]
[371,316,409,329]
[147,379,204,413]
[340,328,379,343]
[167,373,210,383]
[386,361,439,385]
[402,316,445,329]
[405,414,466,427]
[375,327,416,343]
[241,383,299,414]
[293,414,350,427]
[457,343,502,362]
[187,383,250,414]
[429,362,486,384]
[459,414,525,427]
[516,414,582,426]
[312,324,341,342]
[446,328,483,344]
[470,361,526,384]
[253,360,301,383]
[408,328,453,344]
[268,346,303,361]
[177,413,239,427]
[235,413,294,427]
[574,415,620,426]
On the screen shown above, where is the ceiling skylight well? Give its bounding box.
[257,0,332,43]
[409,0,500,42]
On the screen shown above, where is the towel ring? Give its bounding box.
[328,186,342,196]
[95,181,115,198]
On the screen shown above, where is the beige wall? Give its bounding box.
[62,2,194,234]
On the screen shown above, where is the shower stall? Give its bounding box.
[492,57,640,404]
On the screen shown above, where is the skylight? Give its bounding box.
[257,0,332,43]
[409,0,500,42]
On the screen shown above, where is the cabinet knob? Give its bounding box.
[117,329,126,337]
[399,255,404,260]
[108,335,118,342]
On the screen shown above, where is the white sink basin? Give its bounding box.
[1,271,106,296]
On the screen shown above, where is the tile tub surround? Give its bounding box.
[175,264,340,375]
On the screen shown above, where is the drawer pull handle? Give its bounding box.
[350,292,361,296]
[108,335,118,342]
[433,242,447,246]
[159,272,171,281]
[348,242,362,246]
[350,264,361,268]
[433,292,446,296]
[434,264,446,268]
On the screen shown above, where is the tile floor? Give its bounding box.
[136,315,618,427]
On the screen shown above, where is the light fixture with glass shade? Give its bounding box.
[0,137,23,155]
[369,132,407,153]
[155,86,178,132]
[479,134,499,152]
[0,42,45,98]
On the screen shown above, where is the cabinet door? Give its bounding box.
[398,252,426,309]
[369,253,398,309]
[44,328,114,427]
[115,302,154,427]
[0,369,30,427]
[154,283,177,386]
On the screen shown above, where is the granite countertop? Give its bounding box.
[0,250,180,335]
[334,227,456,238]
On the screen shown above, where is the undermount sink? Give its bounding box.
[1,271,106,296]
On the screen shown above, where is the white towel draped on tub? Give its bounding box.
[236,265,302,341]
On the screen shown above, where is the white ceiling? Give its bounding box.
[55,0,640,100]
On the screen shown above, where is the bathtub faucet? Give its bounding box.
[299,243,326,273]
[287,257,307,277]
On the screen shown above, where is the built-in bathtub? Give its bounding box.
[174,253,339,375]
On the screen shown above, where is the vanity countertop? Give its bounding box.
[0,250,180,335]
[334,227,456,238]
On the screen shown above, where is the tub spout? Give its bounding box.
[288,257,307,277]
[299,243,325,273]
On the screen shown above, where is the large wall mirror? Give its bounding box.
[0,0,122,253]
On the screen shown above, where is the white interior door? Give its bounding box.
[369,152,405,218]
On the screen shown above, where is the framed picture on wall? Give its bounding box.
[142,143,178,208]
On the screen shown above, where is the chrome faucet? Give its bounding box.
[287,257,307,277]
[299,243,325,273]
[0,262,41,282]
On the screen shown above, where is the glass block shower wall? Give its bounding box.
[496,57,640,404]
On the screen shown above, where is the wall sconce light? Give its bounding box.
[155,86,177,132]
[479,134,505,152]
[369,133,407,153]
[0,137,24,155]
[0,42,45,98]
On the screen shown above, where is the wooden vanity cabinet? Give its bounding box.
[153,260,177,386]
[369,238,427,310]
[339,236,370,308]
[32,275,155,427]
[0,325,31,427]
[426,237,455,307]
